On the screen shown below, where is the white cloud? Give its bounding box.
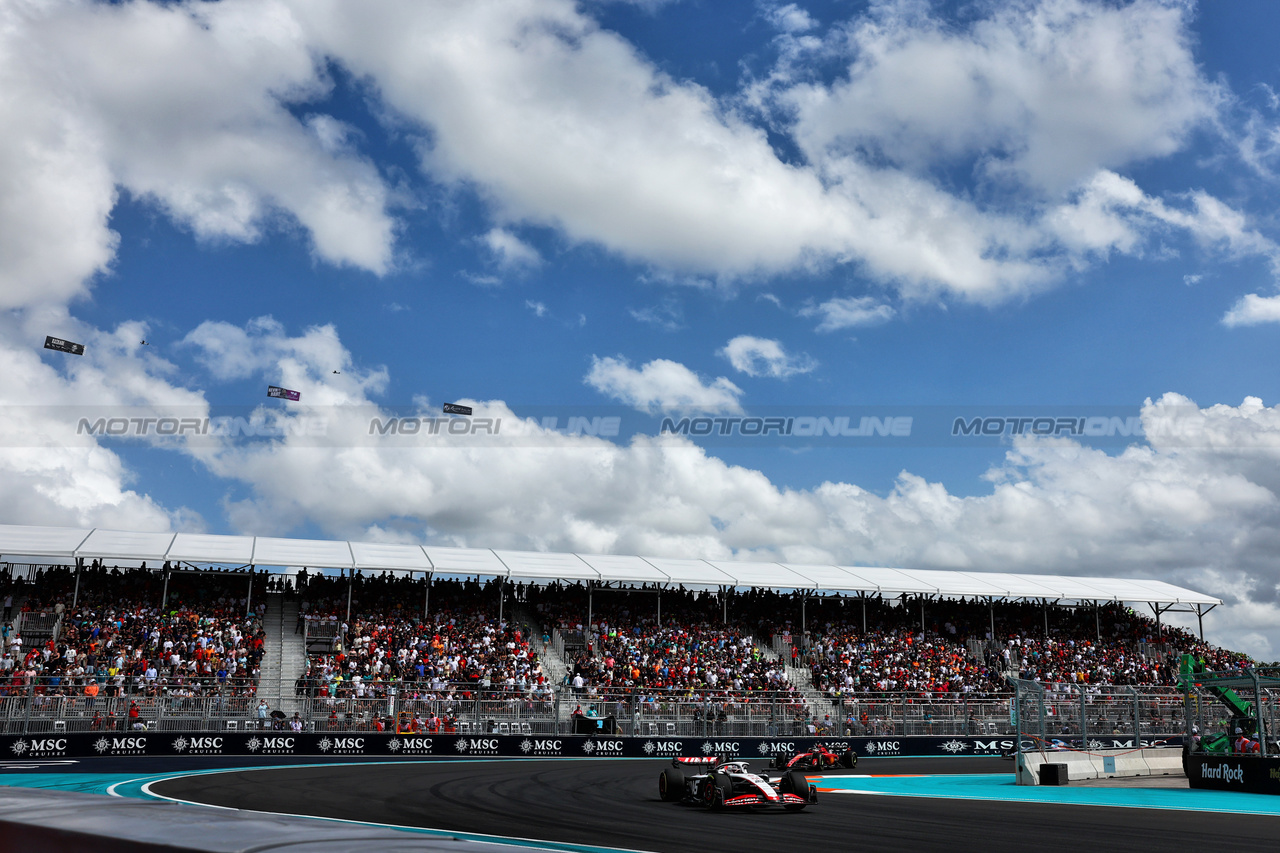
[482,228,542,270]
[629,298,684,331]
[585,356,743,414]
[182,316,389,402]
[719,335,816,378]
[1223,293,1280,327]
[765,3,816,34]
[0,0,1270,310]
[800,295,895,331]
[780,0,1218,194]
[0,307,205,531]
[526,300,548,318]
[0,0,395,312]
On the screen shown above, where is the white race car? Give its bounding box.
[657,756,817,811]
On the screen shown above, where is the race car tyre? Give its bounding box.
[702,776,731,810]
[780,770,810,811]
[780,770,807,795]
[658,768,685,802]
[840,749,857,769]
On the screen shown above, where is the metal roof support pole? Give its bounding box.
[1043,599,1048,640]
[1253,672,1268,757]
[1095,602,1100,643]
[423,572,431,620]
[587,580,593,643]
[920,596,925,634]
[71,557,82,610]
[1197,604,1204,641]
[245,569,253,619]
[1128,686,1141,748]
[801,593,806,639]
[657,589,661,628]
[22,679,33,735]
[159,569,169,614]
[862,595,867,635]
[1077,683,1088,747]
[498,576,505,628]
[721,586,727,625]
[345,570,353,625]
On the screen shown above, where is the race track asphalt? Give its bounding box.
[151,756,1280,853]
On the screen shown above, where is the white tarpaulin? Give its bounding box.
[0,522,1221,606]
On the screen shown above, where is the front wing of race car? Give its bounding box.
[719,789,815,808]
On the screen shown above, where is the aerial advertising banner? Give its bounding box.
[267,385,301,402]
[44,336,85,356]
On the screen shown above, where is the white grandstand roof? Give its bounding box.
[0,522,1221,606]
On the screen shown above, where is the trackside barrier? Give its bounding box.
[1018,748,1185,784]
[0,731,1181,761]
[1188,754,1280,795]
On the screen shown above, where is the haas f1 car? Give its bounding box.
[768,744,857,771]
[658,756,818,811]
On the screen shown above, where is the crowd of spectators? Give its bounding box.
[2,563,1258,722]
[2,564,264,700]
[528,584,804,722]
[796,597,1253,698]
[298,572,549,710]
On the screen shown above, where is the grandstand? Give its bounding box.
[0,522,1234,738]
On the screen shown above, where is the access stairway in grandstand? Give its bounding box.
[760,640,829,716]
[260,593,307,716]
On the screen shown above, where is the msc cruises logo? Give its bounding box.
[940,739,969,754]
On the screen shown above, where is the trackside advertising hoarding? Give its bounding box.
[0,733,1183,761]
[1188,754,1280,795]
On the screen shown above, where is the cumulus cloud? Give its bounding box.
[0,0,395,311]
[0,0,1271,309]
[1223,293,1280,327]
[719,335,816,378]
[800,296,895,331]
[482,228,542,271]
[778,0,1218,194]
[585,356,743,414]
[182,316,389,402]
[0,307,205,530]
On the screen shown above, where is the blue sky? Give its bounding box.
[6,0,1280,655]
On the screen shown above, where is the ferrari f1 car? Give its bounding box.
[657,756,817,811]
[768,744,857,771]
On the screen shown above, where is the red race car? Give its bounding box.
[768,743,857,770]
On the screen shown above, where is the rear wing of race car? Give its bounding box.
[671,756,720,767]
